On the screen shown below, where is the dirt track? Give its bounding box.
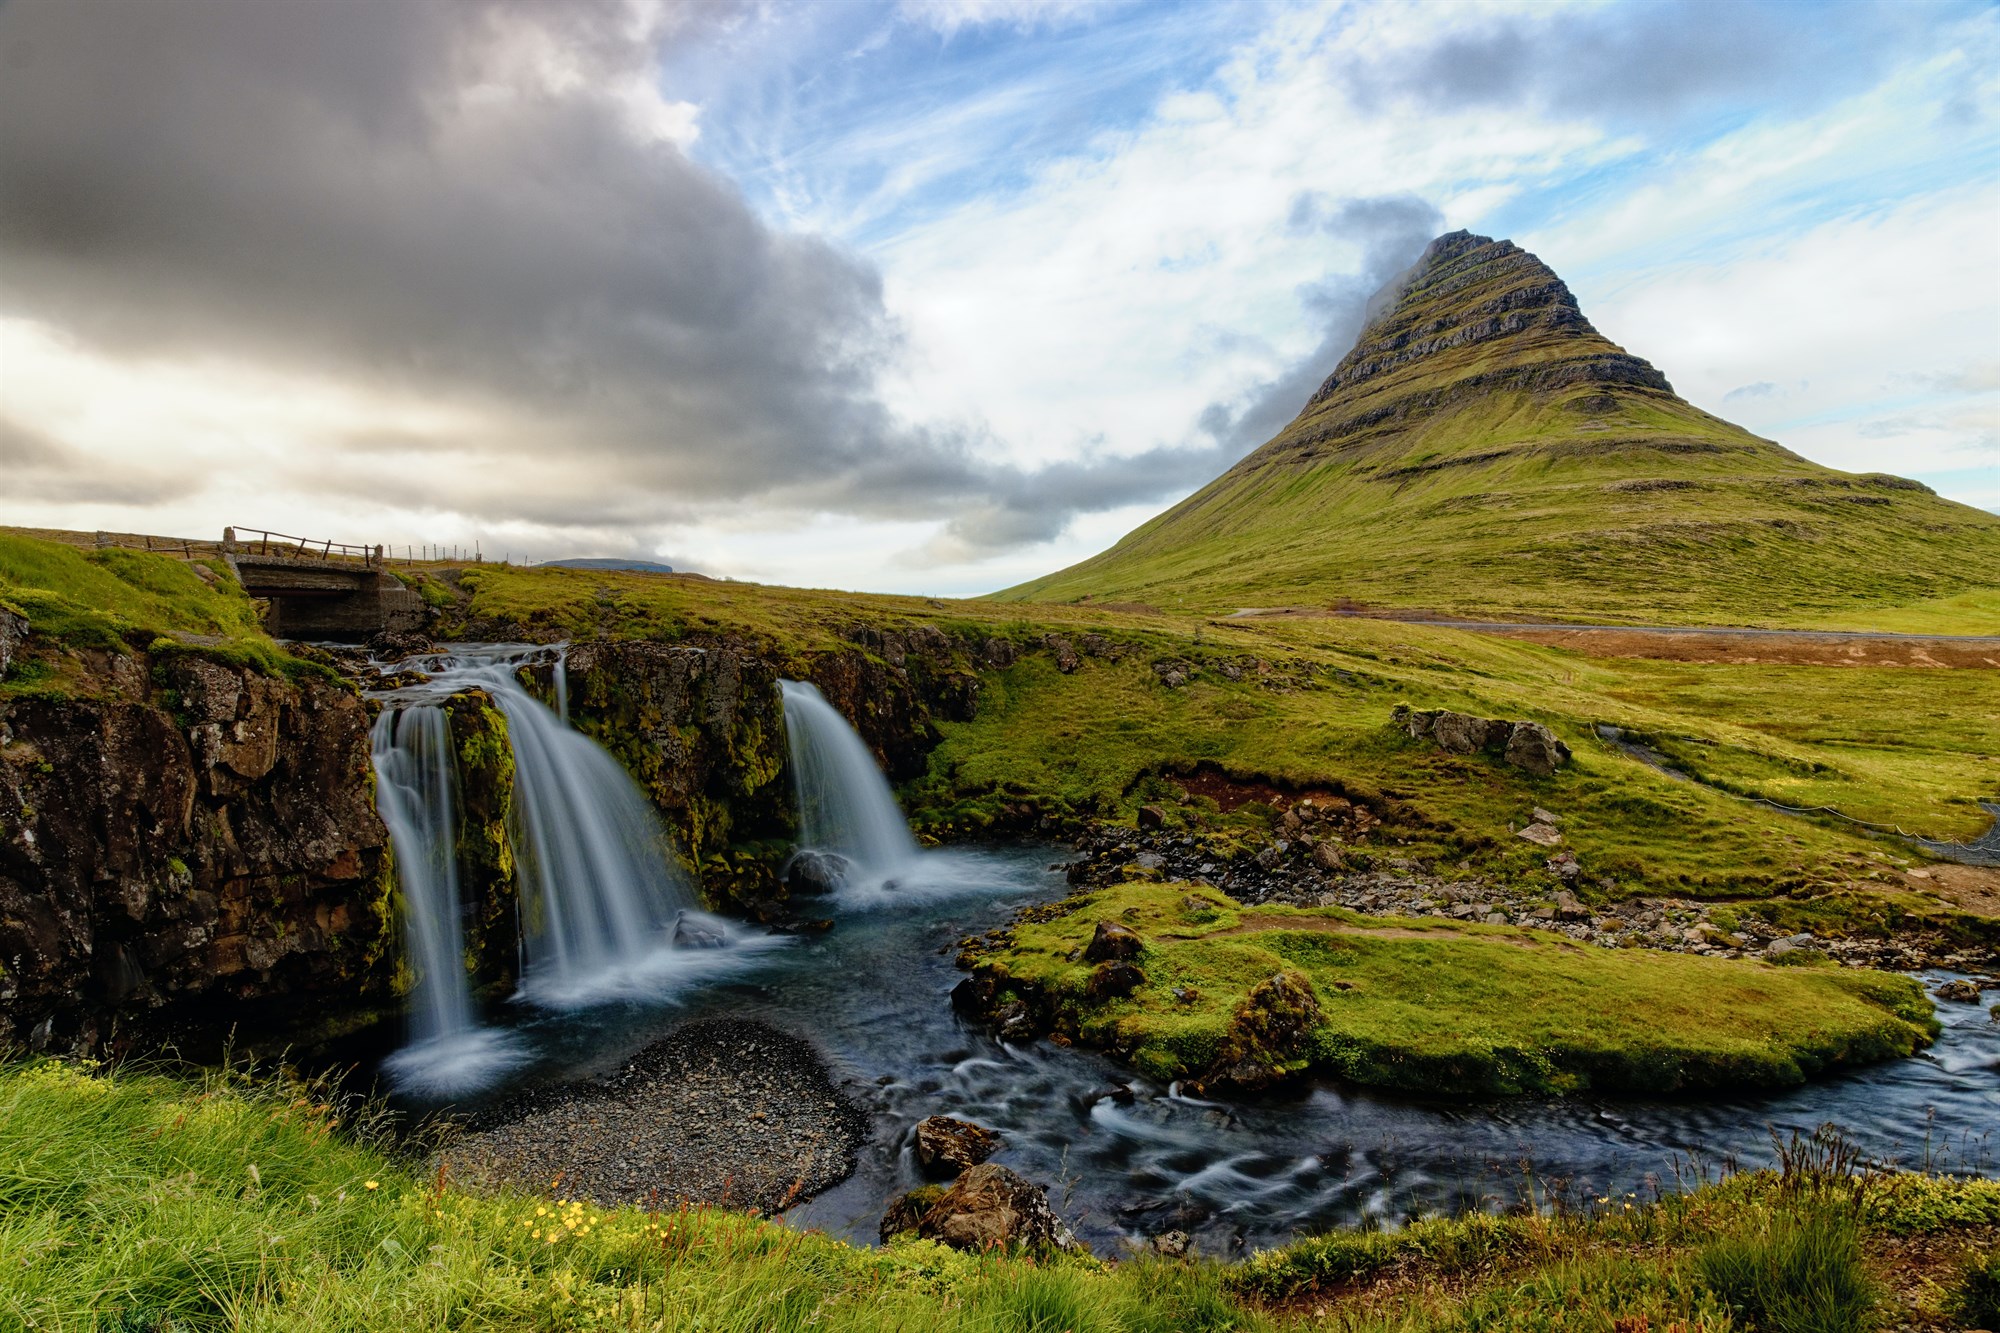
[1225,608,2000,667]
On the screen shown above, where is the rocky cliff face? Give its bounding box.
[0,599,1017,1048]
[0,644,395,1054]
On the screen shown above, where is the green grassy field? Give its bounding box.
[4,1058,1996,1331]
[964,880,1937,1097]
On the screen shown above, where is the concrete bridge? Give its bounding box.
[222,528,425,642]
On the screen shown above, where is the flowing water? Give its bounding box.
[370,645,781,1094]
[398,846,1998,1254]
[370,705,527,1093]
[378,650,1998,1250]
[780,680,920,898]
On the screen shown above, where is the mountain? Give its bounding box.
[1002,231,2000,626]
[538,558,677,574]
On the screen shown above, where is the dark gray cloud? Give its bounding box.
[1349,0,1931,125]
[0,0,1437,564]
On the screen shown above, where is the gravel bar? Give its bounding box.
[437,1018,865,1214]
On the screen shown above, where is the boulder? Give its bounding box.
[1933,978,1981,1004]
[879,1185,947,1241]
[1152,660,1191,689]
[1086,960,1146,1000]
[1517,822,1563,847]
[1044,636,1081,673]
[1392,705,1570,775]
[671,911,727,949]
[1312,842,1346,873]
[1765,933,1816,960]
[1136,804,1166,830]
[1082,921,1144,963]
[1504,723,1572,777]
[784,849,852,897]
[1431,711,1505,754]
[907,1163,1081,1254]
[914,1115,1003,1176]
[1207,969,1321,1092]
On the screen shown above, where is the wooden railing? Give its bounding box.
[225,527,381,566]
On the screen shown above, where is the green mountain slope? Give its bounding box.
[1003,232,2000,627]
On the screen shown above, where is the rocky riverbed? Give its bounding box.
[1060,818,2000,982]
[436,1019,864,1214]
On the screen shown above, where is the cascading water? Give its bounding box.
[371,644,776,1089]
[780,680,920,897]
[371,703,525,1095]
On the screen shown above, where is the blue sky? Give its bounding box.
[1,0,1994,593]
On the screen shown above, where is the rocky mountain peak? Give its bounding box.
[1305,230,1672,410]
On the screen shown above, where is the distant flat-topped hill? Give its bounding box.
[538,558,677,574]
[1002,231,2000,628]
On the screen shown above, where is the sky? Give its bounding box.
[0,0,1995,595]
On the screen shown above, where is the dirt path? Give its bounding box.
[1225,608,2000,667]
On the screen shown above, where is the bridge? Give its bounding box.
[221,528,426,642]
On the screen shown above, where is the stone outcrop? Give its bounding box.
[1202,969,1321,1092]
[891,1162,1081,1254]
[0,641,394,1054]
[913,1114,1002,1177]
[1393,705,1571,776]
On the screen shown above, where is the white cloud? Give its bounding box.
[896,0,1124,36]
[1586,183,2000,495]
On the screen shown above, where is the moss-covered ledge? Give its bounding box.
[952,880,1938,1099]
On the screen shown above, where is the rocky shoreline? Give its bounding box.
[1060,818,2000,980]
[436,1019,865,1215]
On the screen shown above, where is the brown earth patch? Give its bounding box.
[1905,864,2000,918]
[1170,764,1356,813]
[1226,605,2000,667]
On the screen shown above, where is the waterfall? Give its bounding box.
[371,703,524,1095]
[372,706,474,1044]
[371,644,774,1048]
[780,680,919,892]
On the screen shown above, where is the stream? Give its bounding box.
[400,844,1999,1256]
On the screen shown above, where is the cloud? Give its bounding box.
[1723,382,1780,401]
[0,0,1221,566]
[1349,0,1937,126]
[1195,194,1442,457]
[0,416,192,505]
[896,0,1124,36]
[919,194,1441,561]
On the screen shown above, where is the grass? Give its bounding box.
[6,1058,1996,1332]
[997,241,2000,630]
[0,532,312,685]
[964,879,1938,1096]
[1695,1207,1876,1333]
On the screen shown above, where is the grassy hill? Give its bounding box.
[1002,232,2000,629]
